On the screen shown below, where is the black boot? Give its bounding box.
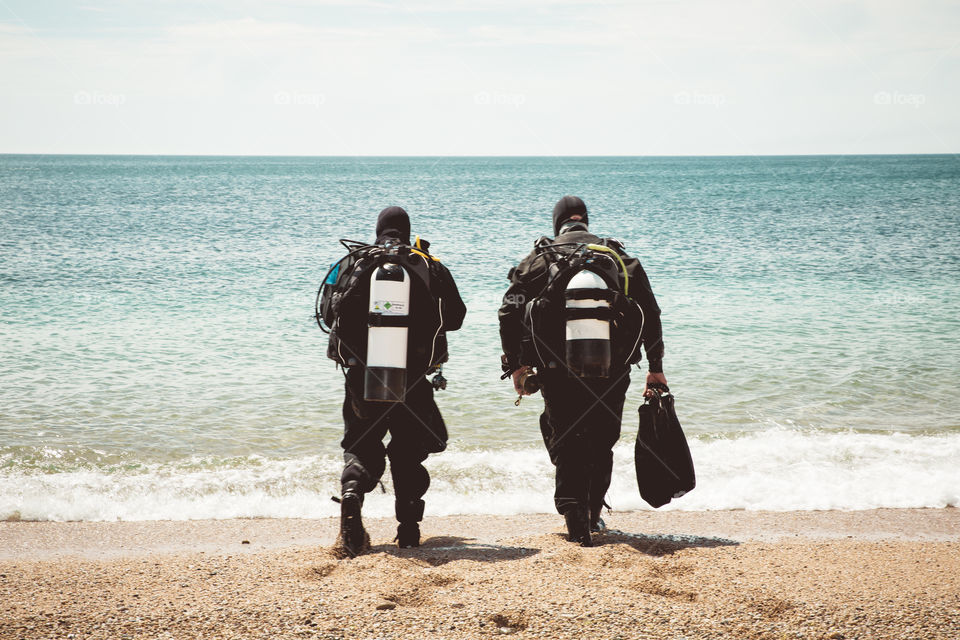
[394,498,424,549]
[589,500,608,533]
[396,522,421,548]
[337,485,369,558]
[564,505,592,547]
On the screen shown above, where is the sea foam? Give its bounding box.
[2,428,957,521]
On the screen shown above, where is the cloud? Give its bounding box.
[166,18,371,42]
[0,1,957,154]
[465,24,624,48]
[0,21,32,35]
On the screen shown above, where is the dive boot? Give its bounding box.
[337,491,369,558]
[590,514,607,533]
[394,499,424,549]
[564,506,592,547]
[395,522,421,548]
[589,501,608,533]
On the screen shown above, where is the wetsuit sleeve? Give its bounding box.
[498,250,547,370]
[433,262,467,332]
[624,257,665,372]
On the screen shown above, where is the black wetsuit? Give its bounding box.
[338,208,467,524]
[498,226,664,517]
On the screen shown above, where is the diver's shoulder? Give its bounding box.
[511,243,548,278]
[554,229,601,243]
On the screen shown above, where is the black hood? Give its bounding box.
[375,206,410,244]
[552,195,589,235]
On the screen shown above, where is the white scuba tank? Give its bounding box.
[565,269,612,378]
[364,262,410,402]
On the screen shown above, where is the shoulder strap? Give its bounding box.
[600,237,627,254]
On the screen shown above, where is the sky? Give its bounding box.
[0,0,957,155]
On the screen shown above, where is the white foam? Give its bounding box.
[1,429,957,521]
[608,428,960,512]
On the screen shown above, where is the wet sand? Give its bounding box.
[2,509,958,639]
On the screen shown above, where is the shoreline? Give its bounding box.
[3,509,958,639]
[2,508,957,560]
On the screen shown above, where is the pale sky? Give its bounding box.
[0,0,957,155]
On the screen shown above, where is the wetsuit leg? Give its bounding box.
[340,367,392,496]
[387,443,429,523]
[385,376,447,523]
[585,373,629,517]
[540,373,590,514]
[540,370,630,515]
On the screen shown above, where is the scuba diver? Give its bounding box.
[498,196,667,547]
[317,206,466,557]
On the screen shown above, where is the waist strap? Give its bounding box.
[368,312,410,328]
[565,288,615,302]
[565,307,615,321]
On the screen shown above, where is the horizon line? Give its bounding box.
[1,152,957,159]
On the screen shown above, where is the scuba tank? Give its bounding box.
[564,269,612,378]
[364,262,410,402]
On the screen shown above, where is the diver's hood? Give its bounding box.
[553,195,589,236]
[376,206,411,245]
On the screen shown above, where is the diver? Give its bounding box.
[498,196,667,546]
[318,206,466,557]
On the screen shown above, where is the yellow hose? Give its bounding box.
[586,244,628,296]
[413,235,441,262]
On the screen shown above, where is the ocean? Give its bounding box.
[1,154,958,522]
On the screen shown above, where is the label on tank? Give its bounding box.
[372,300,407,314]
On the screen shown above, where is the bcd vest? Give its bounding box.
[318,241,448,379]
[519,237,645,374]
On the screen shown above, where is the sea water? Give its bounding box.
[1,155,958,521]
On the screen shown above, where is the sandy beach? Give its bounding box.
[2,509,958,639]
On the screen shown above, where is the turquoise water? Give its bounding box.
[1,155,958,520]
